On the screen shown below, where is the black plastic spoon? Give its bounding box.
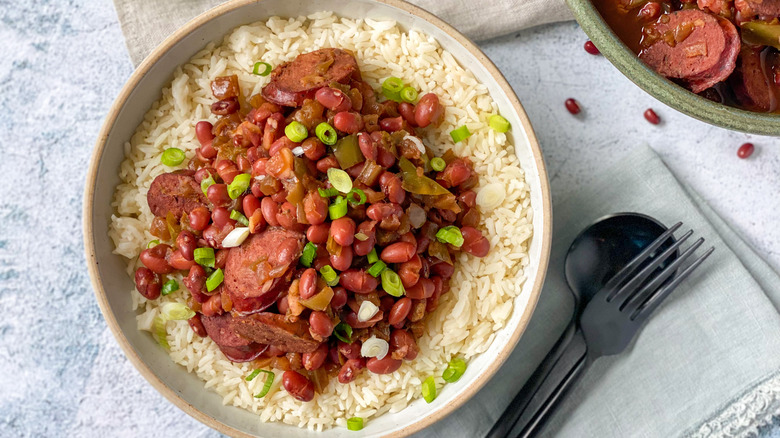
[485,212,678,438]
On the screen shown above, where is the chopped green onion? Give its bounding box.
[422,376,436,403]
[253,370,275,398]
[252,61,272,76]
[436,225,464,247]
[285,121,308,143]
[367,261,387,277]
[382,77,404,101]
[328,195,348,220]
[160,302,195,320]
[354,232,369,241]
[346,188,366,205]
[400,86,418,103]
[194,247,215,268]
[333,322,353,343]
[230,210,249,226]
[315,122,338,146]
[161,148,186,167]
[147,239,160,249]
[200,173,216,196]
[246,369,263,381]
[161,279,179,296]
[152,315,169,349]
[318,187,339,198]
[450,125,472,143]
[301,242,317,267]
[327,168,353,193]
[347,417,364,431]
[442,357,467,383]
[367,248,379,264]
[489,114,511,133]
[206,268,224,292]
[430,157,446,172]
[320,265,339,287]
[227,173,251,199]
[381,269,405,297]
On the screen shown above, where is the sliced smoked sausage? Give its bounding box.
[200,313,268,363]
[147,170,209,218]
[261,48,359,107]
[731,47,779,112]
[232,312,320,353]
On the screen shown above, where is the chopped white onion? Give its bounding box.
[476,183,506,212]
[361,336,389,360]
[357,300,379,322]
[221,227,250,248]
[160,302,196,321]
[403,135,426,154]
[291,146,305,157]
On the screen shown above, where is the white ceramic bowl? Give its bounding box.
[84,0,552,436]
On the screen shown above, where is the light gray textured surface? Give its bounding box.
[0,0,778,437]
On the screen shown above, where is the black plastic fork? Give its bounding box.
[491,223,714,438]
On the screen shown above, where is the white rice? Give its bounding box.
[108,12,533,431]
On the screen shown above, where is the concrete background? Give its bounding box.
[0,0,777,436]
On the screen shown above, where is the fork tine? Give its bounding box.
[601,222,683,298]
[609,229,693,303]
[621,237,705,315]
[632,246,715,321]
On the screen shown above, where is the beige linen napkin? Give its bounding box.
[113,0,572,66]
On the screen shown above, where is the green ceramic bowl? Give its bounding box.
[566,0,780,136]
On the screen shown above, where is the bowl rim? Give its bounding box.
[82,0,553,436]
[565,0,780,136]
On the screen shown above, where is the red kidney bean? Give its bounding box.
[353,220,376,256]
[195,121,214,146]
[236,155,251,173]
[357,132,377,161]
[335,341,360,361]
[211,97,239,115]
[406,277,434,299]
[441,159,472,187]
[379,116,403,132]
[565,98,581,115]
[366,356,403,374]
[194,167,214,184]
[188,314,207,337]
[461,226,490,257]
[206,184,231,207]
[331,286,348,310]
[309,311,335,338]
[299,268,318,300]
[346,162,365,179]
[345,309,383,328]
[168,249,196,271]
[303,191,328,225]
[134,267,161,300]
[201,293,223,317]
[216,159,240,185]
[583,40,600,55]
[330,245,354,271]
[302,343,329,371]
[282,370,315,402]
[175,231,197,261]
[379,172,405,204]
[738,142,755,159]
[301,137,326,161]
[242,195,261,217]
[416,236,430,254]
[210,207,234,228]
[398,102,417,126]
[269,136,298,157]
[431,261,454,279]
[458,190,477,208]
[377,146,396,168]
[252,158,268,177]
[306,223,330,244]
[390,329,419,361]
[333,111,363,134]
[184,265,208,303]
[277,295,290,315]
[271,189,288,203]
[215,248,229,269]
[200,143,218,160]
[330,217,356,247]
[188,207,211,231]
[426,276,444,312]
[315,87,352,112]
[338,358,366,384]
[140,244,174,274]
[366,203,403,222]
[398,255,422,288]
[399,232,417,247]
[414,93,443,128]
[339,269,379,293]
[261,198,281,227]
[312,256,330,271]
[388,297,412,326]
[638,2,662,21]
[262,113,284,151]
[316,156,339,173]
[644,108,660,125]
[380,242,416,264]
[380,296,395,313]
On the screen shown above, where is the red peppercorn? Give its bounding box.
[737,143,754,159]
[565,98,581,115]
[584,40,600,55]
[644,108,660,125]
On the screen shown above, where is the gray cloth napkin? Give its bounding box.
[112,0,573,66]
